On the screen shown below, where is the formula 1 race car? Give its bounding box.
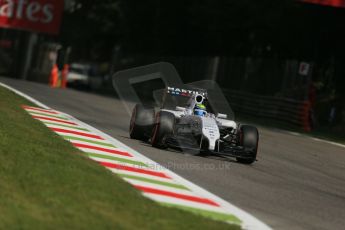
[129,86,259,164]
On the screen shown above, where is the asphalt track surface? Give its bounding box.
[2,77,345,230]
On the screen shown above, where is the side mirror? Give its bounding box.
[217,113,228,119]
[176,106,186,112]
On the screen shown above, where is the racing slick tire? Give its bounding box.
[151,111,175,148]
[236,125,258,164]
[129,104,155,141]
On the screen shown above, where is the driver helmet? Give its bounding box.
[194,103,206,117]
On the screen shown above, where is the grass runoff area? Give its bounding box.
[0,86,239,230]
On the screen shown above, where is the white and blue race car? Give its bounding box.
[129,86,259,164]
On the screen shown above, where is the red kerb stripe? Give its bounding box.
[32,116,77,125]
[73,143,131,157]
[51,128,103,140]
[135,185,220,207]
[100,161,171,179]
[22,105,58,114]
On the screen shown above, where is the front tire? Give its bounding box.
[236,125,259,164]
[129,104,155,141]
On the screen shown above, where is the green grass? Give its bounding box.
[0,86,239,230]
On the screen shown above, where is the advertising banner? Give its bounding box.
[0,0,64,34]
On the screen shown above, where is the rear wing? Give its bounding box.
[166,86,208,97]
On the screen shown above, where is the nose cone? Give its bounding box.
[201,117,220,151]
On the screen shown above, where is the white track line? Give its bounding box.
[285,131,345,149]
[309,137,345,148]
[0,83,50,109]
[0,81,272,230]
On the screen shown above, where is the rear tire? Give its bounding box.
[236,125,259,164]
[151,111,175,148]
[129,104,155,141]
